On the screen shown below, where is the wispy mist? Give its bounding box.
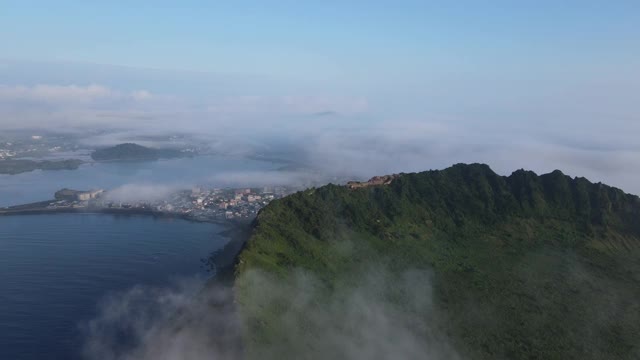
[81,277,242,360]
[82,265,462,360]
[103,184,180,203]
[205,169,323,188]
[238,266,462,360]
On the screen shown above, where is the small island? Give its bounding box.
[91,143,187,162]
[0,159,84,175]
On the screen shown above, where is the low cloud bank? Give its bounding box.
[2,79,639,195]
[239,266,462,360]
[297,122,640,195]
[98,168,327,205]
[206,169,326,188]
[81,277,242,360]
[95,130,640,198]
[0,84,148,104]
[0,82,366,131]
[103,184,180,203]
[82,266,461,360]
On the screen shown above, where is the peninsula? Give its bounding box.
[0,159,84,175]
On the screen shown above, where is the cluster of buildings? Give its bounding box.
[0,148,16,160]
[0,133,88,161]
[50,185,298,222]
[55,188,105,201]
[43,189,106,210]
[173,186,292,220]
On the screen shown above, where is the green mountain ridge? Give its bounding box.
[232,163,640,359]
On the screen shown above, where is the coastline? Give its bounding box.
[0,203,249,227]
[0,186,264,284]
[0,199,255,287]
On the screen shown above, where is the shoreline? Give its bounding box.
[0,205,250,227]
[1,201,255,282]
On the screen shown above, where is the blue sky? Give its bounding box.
[1,1,640,191]
[2,1,638,115]
[3,1,639,82]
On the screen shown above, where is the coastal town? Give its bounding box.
[0,133,86,160]
[1,185,300,223]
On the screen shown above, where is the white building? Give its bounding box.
[76,189,104,201]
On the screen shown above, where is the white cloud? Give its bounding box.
[0,84,151,104]
[81,266,461,360]
[131,90,153,101]
[81,277,242,360]
[104,184,179,203]
[206,95,368,115]
[0,83,370,130]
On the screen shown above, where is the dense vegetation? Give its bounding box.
[91,143,184,161]
[0,159,83,174]
[234,163,640,359]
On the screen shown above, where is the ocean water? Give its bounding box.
[0,155,278,207]
[0,213,227,360]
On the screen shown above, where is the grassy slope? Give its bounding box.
[235,164,640,359]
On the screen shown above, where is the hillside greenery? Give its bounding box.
[0,159,83,174]
[90,143,184,161]
[234,163,640,359]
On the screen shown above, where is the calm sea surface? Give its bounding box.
[0,214,227,360]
